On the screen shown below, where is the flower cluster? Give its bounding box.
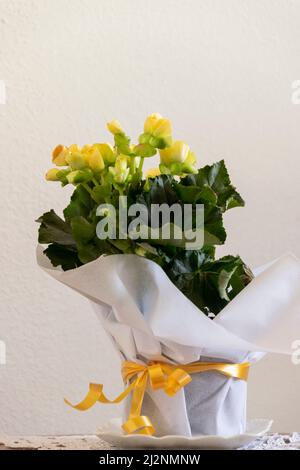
[45,113,197,191]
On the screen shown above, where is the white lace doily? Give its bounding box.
[240,432,300,450]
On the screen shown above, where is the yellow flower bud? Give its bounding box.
[52,145,68,166]
[68,144,81,153]
[87,147,105,172]
[66,150,86,170]
[145,167,161,178]
[45,168,60,181]
[152,118,172,139]
[106,120,124,135]
[81,144,92,153]
[144,113,172,139]
[95,143,116,164]
[141,113,172,148]
[144,113,163,133]
[160,141,190,165]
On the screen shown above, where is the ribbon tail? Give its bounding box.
[65,379,138,411]
[122,371,155,436]
[64,383,105,411]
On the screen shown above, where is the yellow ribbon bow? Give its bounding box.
[65,360,250,436]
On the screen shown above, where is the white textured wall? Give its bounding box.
[0,0,300,435]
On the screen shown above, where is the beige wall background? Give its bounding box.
[0,0,300,435]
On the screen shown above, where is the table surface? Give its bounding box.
[0,435,112,451]
[1,433,300,450]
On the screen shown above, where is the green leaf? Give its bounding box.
[138,175,179,205]
[92,183,112,204]
[181,160,244,211]
[165,252,253,315]
[43,243,82,271]
[63,186,94,221]
[76,237,126,264]
[175,184,217,205]
[71,216,95,245]
[75,242,102,264]
[165,246,215,278]
[37,210,76,247]
[135,175,226,248]
[200,256,253,308]
[108,238,135,253]
[203,205,226,245]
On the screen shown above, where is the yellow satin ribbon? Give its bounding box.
[65,360,250,436]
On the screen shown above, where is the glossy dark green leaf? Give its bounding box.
[63,186,94,221]
[71,216,95,245]
[181,160,244,211]
[92,183,112,204]
[37,210,75,247]
[43,243,82,271]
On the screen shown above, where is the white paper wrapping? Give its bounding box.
[37,249,300,436]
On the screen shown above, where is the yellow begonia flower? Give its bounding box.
[86,146,105,172]
[159,141,190,165]
[68,144,80,153]
[66,152,86,170]
[81,144,92,153]
[95,143,116,164]
[144,113,172,139]
[107,120,124,135]
[52,145,69,166]
[109,155,129,184]
[146,167,161,178]
[45,168,60,181]
[144,113,163,133]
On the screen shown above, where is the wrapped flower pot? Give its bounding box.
[37,113,300,437]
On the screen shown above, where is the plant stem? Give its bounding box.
[130,157,135,175]
[138,157,144,174]
[82,183,98,203]
[92,177,100,187]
